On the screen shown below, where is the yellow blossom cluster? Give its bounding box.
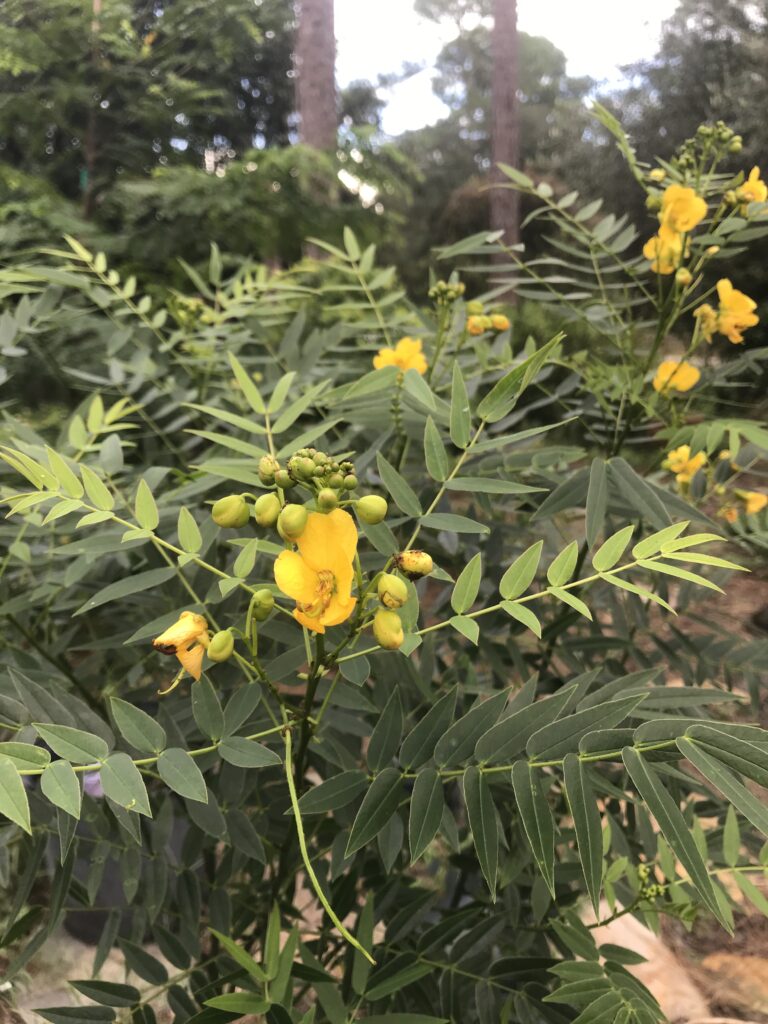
[373,336,428,375]
[643,184,706,275]
[694,279,759,345]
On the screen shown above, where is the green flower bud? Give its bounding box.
[328,472,345,489]
[253,588,275,621]
[729,137,742,154]
[212,494,250,529]
[396,550,433,579]
[343,474,358,491]
[317,487,338,511]
[356,494,388,525]
[645,194,662,212]
[278,503,308,541]
[275,469,293,490]
[313,451,327,465]
[258,455,279,485]
[377,572,409,609]
[207,629,235,662]
[373,608,404,651]
[466,299,484,315]
[254,492,281,527]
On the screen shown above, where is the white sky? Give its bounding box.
[335,0,680,134]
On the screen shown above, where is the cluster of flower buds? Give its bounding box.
[466,306,511,336]
[672,121,743,175]
[259,448,359,494]
[428,279,466,306]
[637,862,664,901]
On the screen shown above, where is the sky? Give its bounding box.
[335,0,680,135]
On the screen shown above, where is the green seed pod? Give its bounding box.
[253,588,275,621]
[254,492,281,527]
[373,609,404,651]
[343,474,358,491]
[356,495,388,525]
[377,572,409,609]
[317,488,338,511]
[275,469,293,490]
[278,503,308,541]
[396,549,434,579]
[258,455,279,485]
[211,494,250,529]
[207,630,235,662]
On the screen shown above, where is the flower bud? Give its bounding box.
[377,572,409,609]
[254,492,281,527]
[253,588,275,621]
[207,629,235,662]
[317,488,338,511]
[396,550,433,579]
[278,503,308,541]
[329,472,345,489]
[729,137,742,154]
[724,189,737,205]
[490,314,510,331]
[275,469,293,489]
[212,494,250,529]
[675,267,693,287]
[258,455,279,485]
[705,245,720,256]
[343,474,358,491]
[466,299,484,315]
[649,168,666,182]
[373,609,404,651]
[356,495,388,525]
[466,315,486,336]
[645,194,662,212]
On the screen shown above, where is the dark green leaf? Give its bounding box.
[424,417,449,481]
[409,768,444,862]
[500,541,543,599]
[41,760,81,818]
[451,553,482,614]
[0,756,30,833]
[376,453,422,517]
[346,768,403,855]
[435,691,508,767]
[512,762,555,895]
[450,363,471,448]
[297,770,369,814]
[219,737,281,769]
[157,748,208,803]
[368,689,404,772]
[527,695,646,761]
[400,687,458,769]
[110,698,166,755]
[100,753,152,816]
[464,766,498,897]
[563,754,602,914]
[585,459,608,548]
[34,724,109,764]
[70,981,140,1009]
[475,686,575,764]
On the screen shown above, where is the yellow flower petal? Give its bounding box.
[296,509,358,574]
[652,359,701,394]
[153,611,208,653]
[274,550,318,605]
[177,642,205,680]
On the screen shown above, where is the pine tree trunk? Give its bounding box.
[295,0,337,150]
[490,0,520,250]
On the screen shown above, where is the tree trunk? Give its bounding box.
[295,0,337,150]
[490,0,520,250]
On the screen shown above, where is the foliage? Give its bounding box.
[0,117,767,1022]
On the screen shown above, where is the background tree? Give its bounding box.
[295,0,338,149]
[490,0,520,248]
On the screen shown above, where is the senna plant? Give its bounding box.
[0,116,766,1024]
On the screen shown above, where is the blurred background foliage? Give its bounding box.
[2,0,768,302]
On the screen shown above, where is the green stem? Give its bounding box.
[283,727,375,964]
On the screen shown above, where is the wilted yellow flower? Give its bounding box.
[660,184,708,232]
[274,508,357,633]
[643,224,684,274]
[736,166,768,207]
[662,445,707,485]
[693,302,718,340]
[490,314,511,331]
[715,279,759,344]
[373,336,428,375]
[153,611,209,680]
[652,359,701,394]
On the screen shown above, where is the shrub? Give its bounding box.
[0,115,767,1022]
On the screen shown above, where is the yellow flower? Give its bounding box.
[153,611,209,680]
[736,166,768,207]
[649,168,666,183]
[715,278,759,344]
[273,508,357,633]
[660,184,707,232]
[721,505,739,524]
[643,224,684,274]
[373,336,428,375]
[652,359,701,394]
[467,315,487,336]
[741,491,768,516]
[662,445,707,485]
[490,314,511,331]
